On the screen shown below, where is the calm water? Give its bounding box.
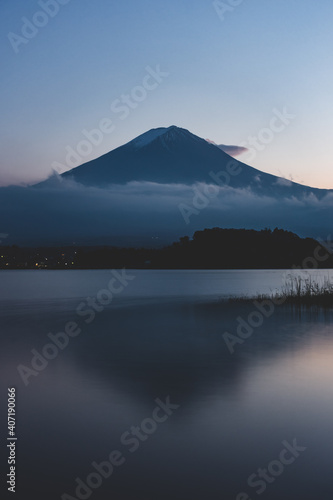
[1,270,333,499]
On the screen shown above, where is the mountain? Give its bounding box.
[47,126,330,199]
[3,125,333,247]
[59,125,235,185]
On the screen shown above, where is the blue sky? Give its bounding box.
[1,0,333,188]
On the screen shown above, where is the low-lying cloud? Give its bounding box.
[1,178,333,246]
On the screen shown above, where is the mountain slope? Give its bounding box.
[61,125,234,185]
[53,126,331,199]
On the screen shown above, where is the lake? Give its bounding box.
[1,269,333,499]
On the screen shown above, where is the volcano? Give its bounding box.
[54,125,330,199]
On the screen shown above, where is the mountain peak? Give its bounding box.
[54,125,329,201]
[126,125,203,150]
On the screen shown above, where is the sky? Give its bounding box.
[1,0,333,188]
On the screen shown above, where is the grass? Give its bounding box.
[230,275,333,308]
[277,275,333,307]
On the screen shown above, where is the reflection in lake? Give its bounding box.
[1,270,333,499]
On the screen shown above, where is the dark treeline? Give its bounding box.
[0,228,332,270]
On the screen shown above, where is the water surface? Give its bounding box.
[1,270,332,499]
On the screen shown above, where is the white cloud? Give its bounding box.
[275,177,293,187]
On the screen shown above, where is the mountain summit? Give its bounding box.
[60,125,235,186]
[55,126,330,199]
[126,125,201,149]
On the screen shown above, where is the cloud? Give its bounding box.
[275,177,293,187]
[206,139,248,157]
[1,177,333,247]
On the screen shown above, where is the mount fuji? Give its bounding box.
[2,126,333,246]
[50,125,330,199]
